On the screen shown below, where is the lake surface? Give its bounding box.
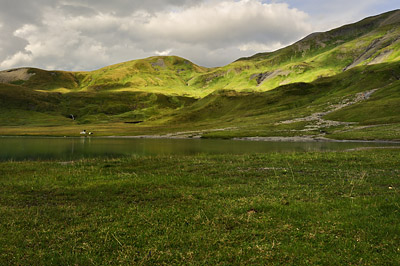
[0,136,398,161]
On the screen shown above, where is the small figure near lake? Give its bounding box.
[80,130,94,136]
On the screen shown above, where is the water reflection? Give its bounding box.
[0,136,398,161]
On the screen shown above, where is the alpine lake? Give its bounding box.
[1,136,399,161]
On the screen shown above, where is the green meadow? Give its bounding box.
[1,149,399,265]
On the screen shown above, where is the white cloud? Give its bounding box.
[1,8,112,71]
[3,0,395,71]
[0,51,33,69]
[279,0,396,31]
[141,0,311,46]
[238,42,284,52]
[155,49,172,56]
[0,0,313,70]
[0,23,2,53]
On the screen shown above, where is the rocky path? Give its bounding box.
[276,89,378,132]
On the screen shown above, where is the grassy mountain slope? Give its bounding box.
[160,61,400,140]
[208,9,400,92]
[0,56,209,97]
[1,60,398,140]
[0,10,399,139]
[0,82,195,127]
[78,56,210,97]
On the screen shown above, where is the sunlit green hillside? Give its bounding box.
[2,10,400,96]
[0,9,399,140]
[208,9,400,92]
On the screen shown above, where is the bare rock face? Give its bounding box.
[368,49,394,65]
[250,72,272,85]
[0,68,36,83]
[250,70,291,86]
[151,59,166,68]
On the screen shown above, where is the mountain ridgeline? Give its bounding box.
[1,10,400,140]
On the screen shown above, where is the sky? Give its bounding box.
[0,0,398,71]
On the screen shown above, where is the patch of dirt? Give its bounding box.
[0,68,36,83]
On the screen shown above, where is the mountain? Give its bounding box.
[0,10,399,140]
[221,9,400,91]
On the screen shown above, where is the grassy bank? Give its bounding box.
[1,150,399,265]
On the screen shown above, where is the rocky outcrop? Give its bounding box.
[344,32,400,71]
[250,70,291,86]
[151,59,166,68]
[0,68,36,83]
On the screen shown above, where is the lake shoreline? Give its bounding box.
[1,134,400,144]
[100,135,400,144]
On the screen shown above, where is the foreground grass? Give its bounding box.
[1,150,399,265]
